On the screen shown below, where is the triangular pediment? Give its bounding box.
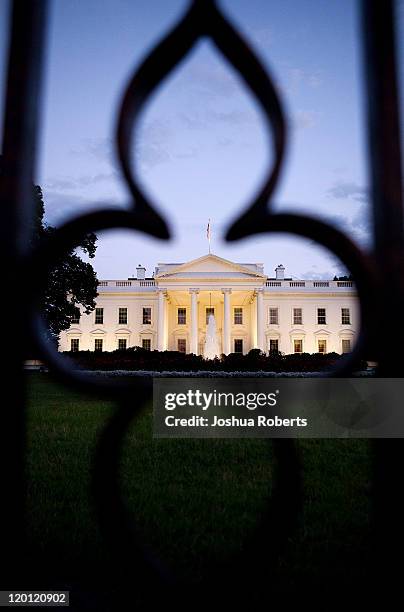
[155,254,266,279]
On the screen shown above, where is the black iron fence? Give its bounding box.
[0,0,402,606]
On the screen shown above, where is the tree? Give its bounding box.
[33,185,98,340]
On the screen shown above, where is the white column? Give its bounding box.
[250,292,257,349]
[256,288,265,351]
[164,294,170,350]
[222,288,232,354]
[157,289,166,351]
[189,288,199,354]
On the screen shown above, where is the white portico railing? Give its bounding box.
[97,279,156,288]
[97,278,353,291]
[265,279,354,290]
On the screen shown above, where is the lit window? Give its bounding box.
[142,338,151,351]
[118,307,128,325]
[234,307,243,324]
[177,339,186,353]
[269,339,279,352]
[178,308,186,325]
[294,339,303,353]
[341,308,351,325]
[70,338,79,352]
[71,308,80,324]
[118,338,127,350]
[206,307,215,324]
[94,339,103,352]
[269,308,278,325]
[317,308,326,325]
[234,339,243,353]
[142,307,151,325]
[95,307,103,324]
[318,339,327,354]
[342,339,351,353]
[293,308,302,325]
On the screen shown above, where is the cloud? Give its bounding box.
[45,171,118,191]
[325,208,370,237]
[247,26,273,47]
[351,202,371,233]
[300,268,342,281]
[323,206,372,251]
[136,119,172,169]
[42,190,88,224]
[70,138,113,163]
[179,108,254,132]
[327,181,369,202]
[281,66,323,94]
[324,181,372,243]
[184,61,240,99]
[170,49,244,103]
[42,189,125,226]
[206,109,252,126]
[217,137,234,148]
[70,122,175,171]
[179,112,206,130]
[292,110,318,130]
[175,147,199,160]
[136,142,171,169]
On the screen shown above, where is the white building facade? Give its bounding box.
[59,254,358,355]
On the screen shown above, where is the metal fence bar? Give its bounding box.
[0,0,48,585]
[361,0,404,598]
[363,0,404,371]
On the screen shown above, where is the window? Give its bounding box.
[70,338,79,352]
[317,308,327,325]
[177,339,186,353]
[178,308,186,325]
[234,339,243,353]
[341,308,351,325]
[269,339,279,352]
[95,307,103,324]
[206,307,215,324]
[234,307,243,325]
[118,338,127,350]
[318,339,327,354]
[71,308,80,324]
[293,308,302,325]
[118,307,128,325]
[142,338,151,351]
[94,339,103,352]
[294,339,303,353]
[342,339,351,353]
[269,308,278,325]
[142,307,151,325]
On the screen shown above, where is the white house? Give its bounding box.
[59,254,358,355]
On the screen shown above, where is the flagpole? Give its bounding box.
[207,219,211,254]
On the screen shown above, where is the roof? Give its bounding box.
[155,253,266,279]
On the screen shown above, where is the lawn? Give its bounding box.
[26,373,372,602]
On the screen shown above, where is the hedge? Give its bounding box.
[63,347,362,372]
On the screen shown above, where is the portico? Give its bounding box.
[154,255,268,355]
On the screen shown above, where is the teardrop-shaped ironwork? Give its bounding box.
[116,0,286,240]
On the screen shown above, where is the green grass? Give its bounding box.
[26,373,372,594]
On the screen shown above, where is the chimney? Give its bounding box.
[275,264,285,280]
[136,264,146,280]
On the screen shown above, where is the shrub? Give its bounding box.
[64,346,344,372]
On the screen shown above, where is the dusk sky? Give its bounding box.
[1,1,403,280]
